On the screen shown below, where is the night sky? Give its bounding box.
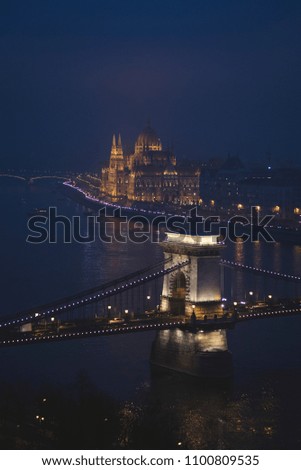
[1,0,301,171]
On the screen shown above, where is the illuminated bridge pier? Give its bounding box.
[160,233,226,319]
[152,234,232,378]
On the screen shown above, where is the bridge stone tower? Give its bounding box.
[151,234,232,378]
[160,233,225,319]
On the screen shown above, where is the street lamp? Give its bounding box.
[146,295,151,300]
[191,304,196,326]
[107,305,111,320]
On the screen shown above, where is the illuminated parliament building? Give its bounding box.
[100,125,200,205]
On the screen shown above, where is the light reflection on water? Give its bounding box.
[1,179,301,449]
[128,372,281,449]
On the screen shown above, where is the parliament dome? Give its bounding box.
[135,125,162,153]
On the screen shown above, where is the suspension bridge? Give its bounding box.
[0,169,75,183]
[0,234,300,351]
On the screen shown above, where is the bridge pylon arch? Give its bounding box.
[160,233,225,319]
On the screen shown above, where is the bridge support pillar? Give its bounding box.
[160,234,225,319]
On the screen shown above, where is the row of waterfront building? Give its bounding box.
[77,124,301,221]
[100,124,200,206]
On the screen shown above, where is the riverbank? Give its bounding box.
[62,181,301,244]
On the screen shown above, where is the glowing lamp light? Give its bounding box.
[249,291,254,296]
[125,309,129,314]
[146,295,151,300]
[107,305,112,310]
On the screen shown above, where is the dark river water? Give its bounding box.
[0,178,301,449]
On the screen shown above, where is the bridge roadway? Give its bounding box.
[237,303,301,321]
[0,258,189,329]
[0,317,186,348]
[1,301,301,348]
